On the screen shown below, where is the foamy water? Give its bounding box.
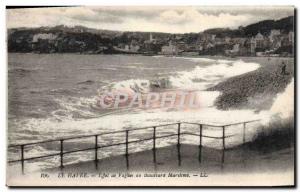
[8,54,293,172]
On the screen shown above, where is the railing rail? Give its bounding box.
[8,122,179,148]
[7,120,260,172]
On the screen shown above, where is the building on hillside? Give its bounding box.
[232,37,247,44]
[215,37,225,45]
[201,41,215,50]
[176,41,187,51]
[225,43,240,55]
[269,36,282,51]
[211,34,216,41]
[250,37,257,54]
[161,41,179,55]
[32,33,57,43]
[199,33,216,42]
[144,33,157,44]
[124,44,140,52]
[175,35,183,40]
[225,37,231,44]
[288,31,294,43]
[31,33,58,52]
[232,44,240,53]
[269,29,281,42]
[281,35,291,47]
[149,33,153,42]
[252,32,269,51]
[255,32,265,48]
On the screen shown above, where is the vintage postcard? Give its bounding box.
[6,6,295,187]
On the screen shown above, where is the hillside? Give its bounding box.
[7,16,294,54]
[203,16,294,37]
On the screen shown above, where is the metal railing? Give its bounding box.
[8,120,260,172]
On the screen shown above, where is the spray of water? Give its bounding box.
[259,78,294,125]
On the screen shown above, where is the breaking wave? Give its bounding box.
[8,57,263,140]
[9,56,271,171]
[46,58,261,122]
[100,59,260,94]
[258,78,295,125]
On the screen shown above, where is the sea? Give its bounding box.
[8,53,268,171]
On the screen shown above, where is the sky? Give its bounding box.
[6,6,294,33]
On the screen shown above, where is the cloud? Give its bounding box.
[157,8,252,27]
[159,10,191,24]
[91,7,160,19]
[64,7,124,23]
[6,6,294,33]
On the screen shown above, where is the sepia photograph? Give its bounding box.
[6,5,295,187]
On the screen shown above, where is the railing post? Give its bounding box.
[153,127,156,150]
[199,124,203,147]
[221,126,226,164]
[20,145,24,173]
[125,130,129,156]
[222,126,226,150]
[198,124,203,163]
[177,123,181,146]
[177,142,181,166]
[60,140,64,168]
[95,135,98,162]
[243,122,246,144]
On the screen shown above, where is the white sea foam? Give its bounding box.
[12,57,284,171]
[104,59,260,93]
[183,57,215,63]
[9,57,263,145]
[20,57,262,131]
[258,79,295,125]
[270,79,294,119]
[169,59,259,90]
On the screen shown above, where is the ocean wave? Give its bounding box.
[9,67,43,73]
[100,58,260,94]
[183,57,216,63]
[16,58,261,124]
[101,79,151,93]
[78,67,118,71]
[8,56,269,172]
[49,88,77,95]
[52,96,100,120]
[8,106,263,148]
[110,65,139,69]
[8,91,266,171]
[77,80,95,85]
[56,58,261,121]
[9,68,32,73]
[9,58,262,139]
[33,57,260,128]
[168,59,260,90]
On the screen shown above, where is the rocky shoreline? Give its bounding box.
[207,57,294,111]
